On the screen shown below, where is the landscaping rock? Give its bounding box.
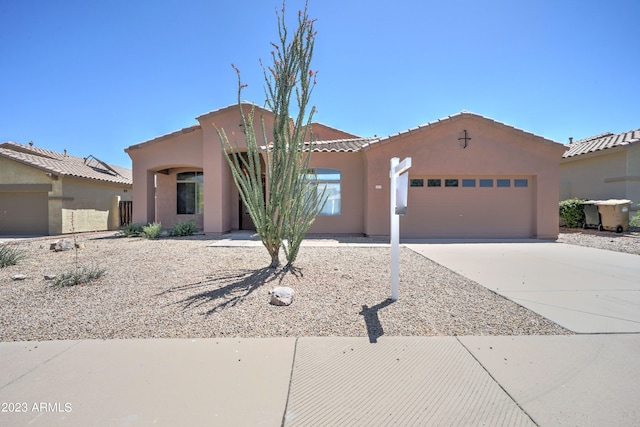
[11,274,26,280]
[270,286,295,306]
[50,239,74,252]
[44,274,57,280]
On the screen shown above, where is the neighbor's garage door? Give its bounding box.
[0,192,49,235]
[402,176,534,238]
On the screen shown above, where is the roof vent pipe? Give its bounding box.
[569,137,573,144]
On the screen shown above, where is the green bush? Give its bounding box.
[559,198,587,228]
[171,219,198,236]
[53,266,106,287]
[0,244,25,268]
[630,213,640,229]
[142,222,163,239]
[119,223,144,237]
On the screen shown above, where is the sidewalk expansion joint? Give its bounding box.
[455,336,540,427]
[280,336,299,427]
[0,340,82,391]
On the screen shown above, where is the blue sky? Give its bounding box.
[1,0,638,168]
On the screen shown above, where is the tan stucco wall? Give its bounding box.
[57,177,132,234]
[363,115,565,238]
[560,145,639,216]
[560,148,628,200]
[0,157,53,185]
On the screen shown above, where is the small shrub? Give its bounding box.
[171,219,198,236]
[53,266,106,287]
[559,198,587,228]
[119,223,144,237]
[630,212,640,229]
[0,244,25,268]
[142,222,163,239]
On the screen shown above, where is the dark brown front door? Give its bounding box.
[240,197,256,231]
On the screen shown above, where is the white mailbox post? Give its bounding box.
[390,157,411,301]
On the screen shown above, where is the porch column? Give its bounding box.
[132,169,156,225]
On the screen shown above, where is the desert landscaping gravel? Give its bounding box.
[1,229,638,341]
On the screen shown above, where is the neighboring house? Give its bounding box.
[125,103,566,239]
[560,129,640,217]
[0,142,132,235]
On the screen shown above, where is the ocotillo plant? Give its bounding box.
[218,1,326,269]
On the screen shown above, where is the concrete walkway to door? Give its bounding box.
[404,240,640,333]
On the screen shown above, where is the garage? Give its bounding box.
[403,175,534,238]
[362,112,566,239]
[0,187,49,235]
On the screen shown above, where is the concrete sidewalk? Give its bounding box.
[1,335,639,426]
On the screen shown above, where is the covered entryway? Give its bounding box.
[0,190,49,235]
[231,152,266,231]
[402,176,535,238]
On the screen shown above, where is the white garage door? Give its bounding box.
[401,176,534,238]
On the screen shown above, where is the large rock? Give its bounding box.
[270,286,295,306]
[50,239,75,252]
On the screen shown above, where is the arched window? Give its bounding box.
[307,168,341,216]
[177,171,203,214]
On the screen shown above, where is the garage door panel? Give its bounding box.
[0,192,49,235]
[402,177,534,238]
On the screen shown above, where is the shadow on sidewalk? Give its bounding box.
[159,267,299,315]
[360,299,395,343]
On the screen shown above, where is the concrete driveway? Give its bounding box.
[405,241,640,333]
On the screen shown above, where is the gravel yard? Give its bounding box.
[558,227,640,255]
[1,230,637,342]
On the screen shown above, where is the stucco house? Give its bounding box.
[0,142,132,235]
[560,129,639,217]
[125,103,567,239]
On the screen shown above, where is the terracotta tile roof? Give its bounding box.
[0,142,132,185]
[563,129,640,158]
[306,138,375,152]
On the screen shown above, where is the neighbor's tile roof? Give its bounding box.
[563,129,640,158]
[0,142,132,185]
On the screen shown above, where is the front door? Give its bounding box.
[240,197,256,231]
[236,152,266,231]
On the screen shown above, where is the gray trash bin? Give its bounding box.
[581,201,601,230]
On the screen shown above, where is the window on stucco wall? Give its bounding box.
[306,168,341,216]
[177,171,204,214]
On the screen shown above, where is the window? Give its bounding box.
[177,171,204,214]
[479,179,493,187]
[410,179,424,187]
[514,179,528,188]
[497,179,511,188]
[307,169,341,216]
[427,179,441,187]
[462,179,476,187]
[445,179,459,187]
